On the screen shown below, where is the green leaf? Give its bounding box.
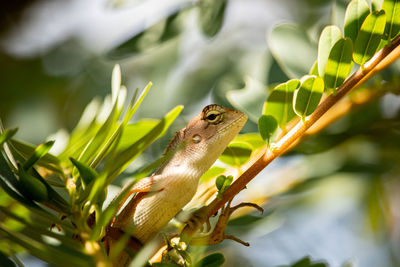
[198,0,227,37]
[194,253,225,267]
[0,128,18,146]
[324,38,354,92]
[219,142,252,167]
[263,79,300,129]
[232,133,265,151]
[258,115,278,145]
[269,24,317,79]
[353,10,387,65]
[108,10,181,59]
[69,157,98,187]
[309,60,319,76]
[10,139,61,172]
[0,226,93,267]
[344,0,370,43]
[226,76,267,122]
[372,0,384,11]
[200,166,226,182]
[216,175,232,191]
[23,140,54,170]
[17,164,49,202]
[105,105,183,181]
[383,0,400,40]
[318,25,342,77]
[294,76,324,119]
[116,120,159,151]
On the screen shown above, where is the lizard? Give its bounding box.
[105,104,248,264]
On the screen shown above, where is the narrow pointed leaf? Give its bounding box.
[258,115,278,145]
[23,140,55,170]
[17,164,49,202]
[263,79,300,129]
[344,0,370,43]
[105,105,183,181]
[70,157,98,187]
[383,0,400,40]
[0,128,18,146]
[324,38,354,92]
[353,10,387,65]
[294,76,324,119]
[318,25,342,77]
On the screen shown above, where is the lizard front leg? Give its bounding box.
[186,199,263,246]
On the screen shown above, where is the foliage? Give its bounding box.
[1,0,400,266]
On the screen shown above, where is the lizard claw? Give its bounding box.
[190,200,263,246]
[185,206,212,233]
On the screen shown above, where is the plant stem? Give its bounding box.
[181,34,400,240]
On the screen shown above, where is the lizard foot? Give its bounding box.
[190,200,263,246]
[185,206,212,233]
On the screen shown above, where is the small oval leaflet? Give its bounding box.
[269,24,317,79]
[294,75,325,119]
[324,38,354,93]
[263,79,300,129]
[216,175,233,193]
[318,25,342,77]
[353,10,387,66]
[220,142,252,167]
[258,115,278,146]
[344,0,370,43]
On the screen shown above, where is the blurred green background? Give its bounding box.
[1,0,400,266]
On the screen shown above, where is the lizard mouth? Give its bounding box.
[216,112,248,136]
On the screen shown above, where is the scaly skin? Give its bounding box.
[111,104,247,244]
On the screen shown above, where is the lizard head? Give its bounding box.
[173,104,247,171]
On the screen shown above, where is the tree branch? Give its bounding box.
[181,34,400,241]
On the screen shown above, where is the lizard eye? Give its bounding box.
[205,110,224,124]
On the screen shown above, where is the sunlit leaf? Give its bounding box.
[309,60,319,76]
[258,115,278,146]
[318,25,342,77]
[23,140,54,170]
[324,38,354,92]
[233,133,265,151]
[263,79,300,129]
[383,0,400,40]
[0,128,18,146]
[353,10,387,65]
[220,142,252,167]
[294,76,324,119]
[372,0,384,11]
[344,0,370,43]
[116,120,159,151]
[105,105,183,181]
[198,0,227,37]
[269,24,317,79]
[200,166,226,182]
[69,157,98,187]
